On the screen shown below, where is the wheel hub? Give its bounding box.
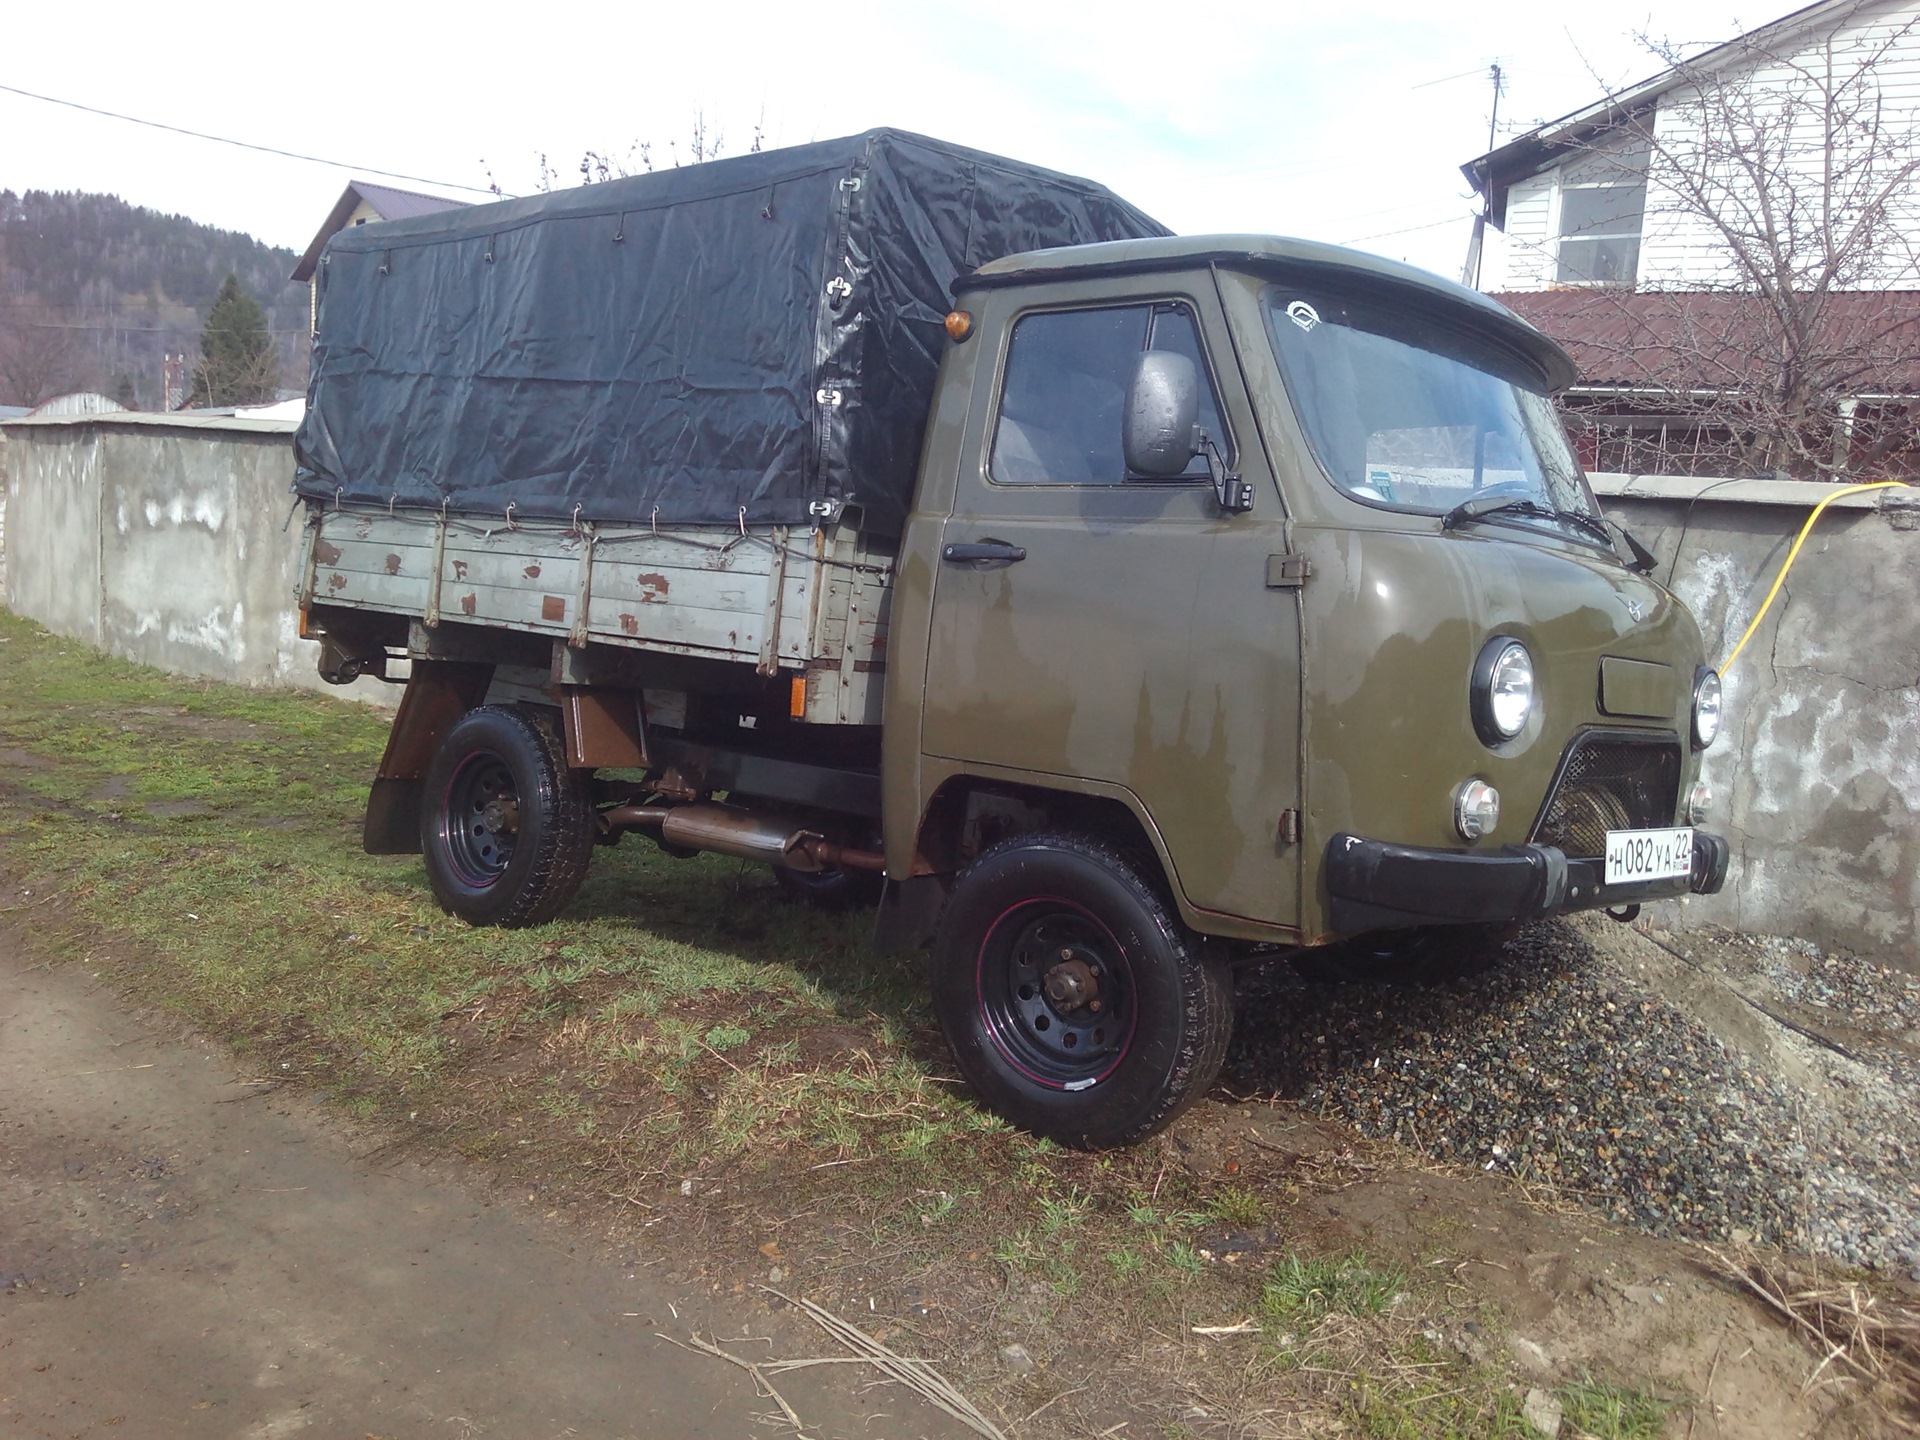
[1042,952,1101,1014]
[977,903,1133,1088]
[481,797,520,836]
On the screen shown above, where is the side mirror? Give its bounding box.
[1123,351,1199,478]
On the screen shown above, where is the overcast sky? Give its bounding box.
[3,0,1765,283]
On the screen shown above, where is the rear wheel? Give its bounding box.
[421,705,595,927]
[931,832,1232,1149]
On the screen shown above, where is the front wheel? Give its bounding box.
[931,832,1232,1149]
[420,705,595,927]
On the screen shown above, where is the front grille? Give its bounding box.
[1531,732,1682,858]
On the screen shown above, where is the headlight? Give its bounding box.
[1472,638,1535,745]
[1692,668,1723,750]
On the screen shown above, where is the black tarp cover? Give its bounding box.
[294,129,1168,534]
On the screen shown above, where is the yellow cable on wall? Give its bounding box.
[1721,480,1913,672]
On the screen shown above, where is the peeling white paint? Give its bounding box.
[164,603,247,663]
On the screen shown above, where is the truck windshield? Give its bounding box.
[1266,289,1603,545]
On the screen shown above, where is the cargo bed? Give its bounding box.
[297,502,893,725]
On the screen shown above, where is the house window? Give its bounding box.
[1555,141,1647,286]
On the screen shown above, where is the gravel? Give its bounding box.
[1225,917,1920,1273]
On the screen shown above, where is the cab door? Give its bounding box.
[920,278,1303,929]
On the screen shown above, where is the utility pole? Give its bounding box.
[1463,62,1505,291]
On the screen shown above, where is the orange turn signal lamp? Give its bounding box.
[944,310,974,342]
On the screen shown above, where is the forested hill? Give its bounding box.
[0,189,309,409]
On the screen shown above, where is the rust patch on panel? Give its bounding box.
[452,560,469,580]
[619,613,639,635]
[524,564,542,579]
[327,572,348,591]
[384,553,402,575]
[541,595,567,623]
[459,593,477,616]
[635,572,670,603]
[313,539,344,566]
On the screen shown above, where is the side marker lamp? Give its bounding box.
[1455,779,1501,841]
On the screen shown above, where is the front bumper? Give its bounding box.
[1324,829,1729,936]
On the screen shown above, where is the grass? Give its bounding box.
[1558,1376,1676,1439]
[1261,1250,1405,1323]
[0,609,1688,1438]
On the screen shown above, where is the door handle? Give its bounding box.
[942,540,1027,565]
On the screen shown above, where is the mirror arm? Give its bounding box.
[1605,517,1658,574]
[1196,429,1253,515]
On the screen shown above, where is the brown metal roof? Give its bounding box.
[1492,287,1920,396]
[291,180,473,282]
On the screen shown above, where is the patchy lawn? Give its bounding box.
[0,608,1908,1438]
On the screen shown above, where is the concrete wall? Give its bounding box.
[2,413,387,704]
[1594,474,1920,963]
[4,416,1915,959]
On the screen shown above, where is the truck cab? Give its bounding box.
[876,236,1726,1142]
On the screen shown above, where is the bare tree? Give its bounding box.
[1544,5,1920,479]
[0,321,90,408]
[521,110,769,193]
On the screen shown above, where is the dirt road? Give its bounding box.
[0,937,962,1439]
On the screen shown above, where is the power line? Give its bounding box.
[0,80,503,198]
[1338,214,1473,246]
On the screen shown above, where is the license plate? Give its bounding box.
[1604,827,1694,886]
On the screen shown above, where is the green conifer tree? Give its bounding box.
[193,273,278,407]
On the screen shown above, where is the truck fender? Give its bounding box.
[364,660,494,854]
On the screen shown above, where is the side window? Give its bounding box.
[991,302,1230,485]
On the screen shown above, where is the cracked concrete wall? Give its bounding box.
[2,419,388,706]
[1598,480,1920,966]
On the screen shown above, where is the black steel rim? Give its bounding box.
[440,750,519,889]
[976,898,1135,1089]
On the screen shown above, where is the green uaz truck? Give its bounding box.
[295,129,1728,1148]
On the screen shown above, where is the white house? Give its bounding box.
[1465,0,1920,295]
[1462,0,1920,478]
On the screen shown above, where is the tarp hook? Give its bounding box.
[505,502,519,530]
[333,487,343,510]
[738,506,748,537]
[570,503,582,534]
[650,505,659,536]
[389,494,398,516]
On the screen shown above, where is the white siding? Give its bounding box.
[1643,0,1920,288]
[1493,0,1920,292]
[1485,172,1556,291]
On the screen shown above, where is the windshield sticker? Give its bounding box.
[1363,466,1397,500]
[1285,300,1321,333]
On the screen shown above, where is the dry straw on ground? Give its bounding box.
[661,1287,1006,1440]
[1708,1244,1920,1429]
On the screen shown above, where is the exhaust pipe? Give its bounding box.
[601,802,884,874]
